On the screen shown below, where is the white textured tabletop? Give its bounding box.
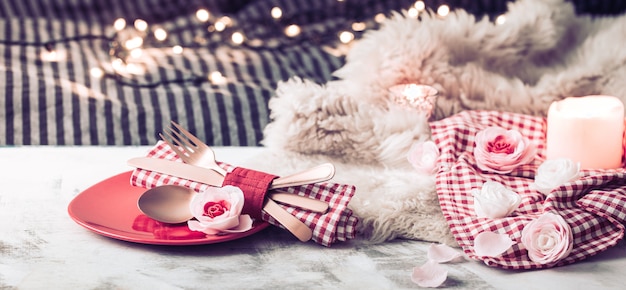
[1,146,625,289]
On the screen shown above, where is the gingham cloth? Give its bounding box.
[431,110,626,270]
[130,142,358,247]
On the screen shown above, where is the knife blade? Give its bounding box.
[128,157,335,191]
[128,157,225,186]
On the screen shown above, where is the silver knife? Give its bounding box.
[128,157,225,186]
[128,157,335,191]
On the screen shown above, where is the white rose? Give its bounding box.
[472,181,521,219]
[532,159,580,195]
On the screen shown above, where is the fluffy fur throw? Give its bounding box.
[248,0,626,245]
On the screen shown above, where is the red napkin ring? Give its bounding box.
[222,167,277,220]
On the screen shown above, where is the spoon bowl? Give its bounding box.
[138,185,194,224]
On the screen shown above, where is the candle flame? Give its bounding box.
[389,84,438,118]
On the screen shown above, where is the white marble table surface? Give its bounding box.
[1,146,625,289]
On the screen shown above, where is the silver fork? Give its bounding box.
[160,122,227,175]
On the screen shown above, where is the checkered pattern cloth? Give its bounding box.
[431,110,626,270]
[130,142,358,247]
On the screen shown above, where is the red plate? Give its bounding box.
[68,171,269,245]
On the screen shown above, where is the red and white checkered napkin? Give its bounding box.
[430,110,626,270]
[130,142,358,247]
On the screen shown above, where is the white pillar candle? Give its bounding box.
[546,95,625,169]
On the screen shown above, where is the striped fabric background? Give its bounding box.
[0,0,339,146]
[1,0,624,145]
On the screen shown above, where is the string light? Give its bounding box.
[414,1,426,11]
[112,58,125,72]
[90,67,104,78]
[338,31,354,44]
[407,7,419,18]
[209,71,226,84]
[248,39,264,47]
[134,19,148,32]
[351,22,366,31]
[496,15,507,25]
[124,36,143,50]
[129,48,143,59]
[374,13,386,23]
[284,24,301,37]
[218,16,232,26]
[271,7,282,19]
[154,28,167,41]
[113,18,127,31]
[437,5,450,17]
[41,49,66,62]
[231,31,245,45]
[125,63,145,75]
[172,45,183,54]
[196,9,210,22]
[110,58,145,76]
[214,20,226,32]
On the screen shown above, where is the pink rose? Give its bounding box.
[473,126,536,174]
[187,185,253,235]
[407,140,440,175]
[521,212,573,265]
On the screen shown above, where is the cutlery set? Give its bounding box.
[127,121,336,242]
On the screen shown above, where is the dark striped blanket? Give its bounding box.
[1,0,623,145]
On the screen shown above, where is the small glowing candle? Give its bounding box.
[388,84,438,118]
[546,95,624,169]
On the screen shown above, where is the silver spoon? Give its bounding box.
[138,185,194,224]
[138,185,328,224]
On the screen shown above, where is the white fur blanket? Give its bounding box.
[246,0,626,245]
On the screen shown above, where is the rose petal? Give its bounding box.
[427,243,463,263]
[474,231,516,257]
[187,220,220,235]
[220,215,254,233]
[199,214,241,230]
[411,260,448,288]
